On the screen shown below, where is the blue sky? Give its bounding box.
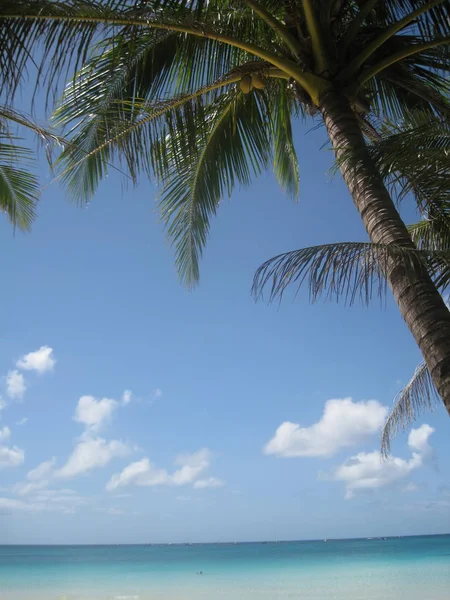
[0,118,449,545]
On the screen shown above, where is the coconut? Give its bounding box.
[251,73,265,90]
[239,75,253,94]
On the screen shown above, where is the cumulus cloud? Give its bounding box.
[6,370,26,400]
[408,424,434,456]
[329,424,434,498]
[74,395,119,432]
[121,390,132,406]
[0,427,24,469]
[74,390,132,431]
[13,439,130,489]
[0,445,24,469]
[16,417,28,426]
[153,389,162,399]
[106,458,168,491]
[264,398,387,458]
[0,426,11,442]
[106,448,217,492]
[17,346,55,374]
[27,458,57,481]
[56,437,131,479]
[171,449,212,485]
[194,477,225,489]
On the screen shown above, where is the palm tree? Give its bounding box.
[253,110,450,450]
[1,1,450,413]
[375,112,450,452]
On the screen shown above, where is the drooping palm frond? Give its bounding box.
[0,139,38,230]
[409,215,450,253]
[381,361,440,456]
[0,0,284,103]
[0,0,123,101]
[157,86,275,286]
[366,111,450,210]
[270,82,300,200]
[0,105,66,229]
[0,105,65,162]
[54,71,244,201]
[252,241,450,305]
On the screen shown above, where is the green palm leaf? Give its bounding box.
[381,362,440,456]
[252,242,450,305]
[158,87,273,286]
[0,105,66,230]
[0,140,38,230]
[270,83,300,200]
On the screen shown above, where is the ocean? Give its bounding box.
[0,535,449,600]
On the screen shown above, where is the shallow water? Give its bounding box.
[0,535,449,599]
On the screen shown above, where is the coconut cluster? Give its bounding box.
[239,73,266,93]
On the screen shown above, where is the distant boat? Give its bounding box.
[324,539,327,543]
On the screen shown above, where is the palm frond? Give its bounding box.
[351,111,450,217]
[0,105,68,230]
[0,105,65,164]
[0,0,122,101]
[252,241,450,305]
[158,87,273,287]
[409,215,450,253]
[0,0,281,102]
[54,70,248,202]
[0,139,38,230]
[381,362,439,456]
[270,82,300,200]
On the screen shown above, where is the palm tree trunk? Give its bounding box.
[320,90,450,415]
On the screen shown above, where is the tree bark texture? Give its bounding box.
[320,90,450,414]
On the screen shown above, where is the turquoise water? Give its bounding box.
[0,536,449,599]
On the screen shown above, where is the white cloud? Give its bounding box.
[408,424,434,456]
[0,427,24,469]
[264,398,387,458]
[1,489,89,514]
[17,346,55,374]
[27,458,57,481]
[16,417,28,426]
[0,426,11,442]
[0,497,34,512]
[6,370,26,400]
[106,448,215,492]
[13,480,47,496]
[0,397,5,411]
[106,458,170,491]
[0,445,24,469]
[121,390,132,406]
[329,424,434,498]
[74,395,118,432]
[12,458,57,496]
[171,449,211,485]
[56,437,131,479]
[194,477,225,489]
[153,389,162,398]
